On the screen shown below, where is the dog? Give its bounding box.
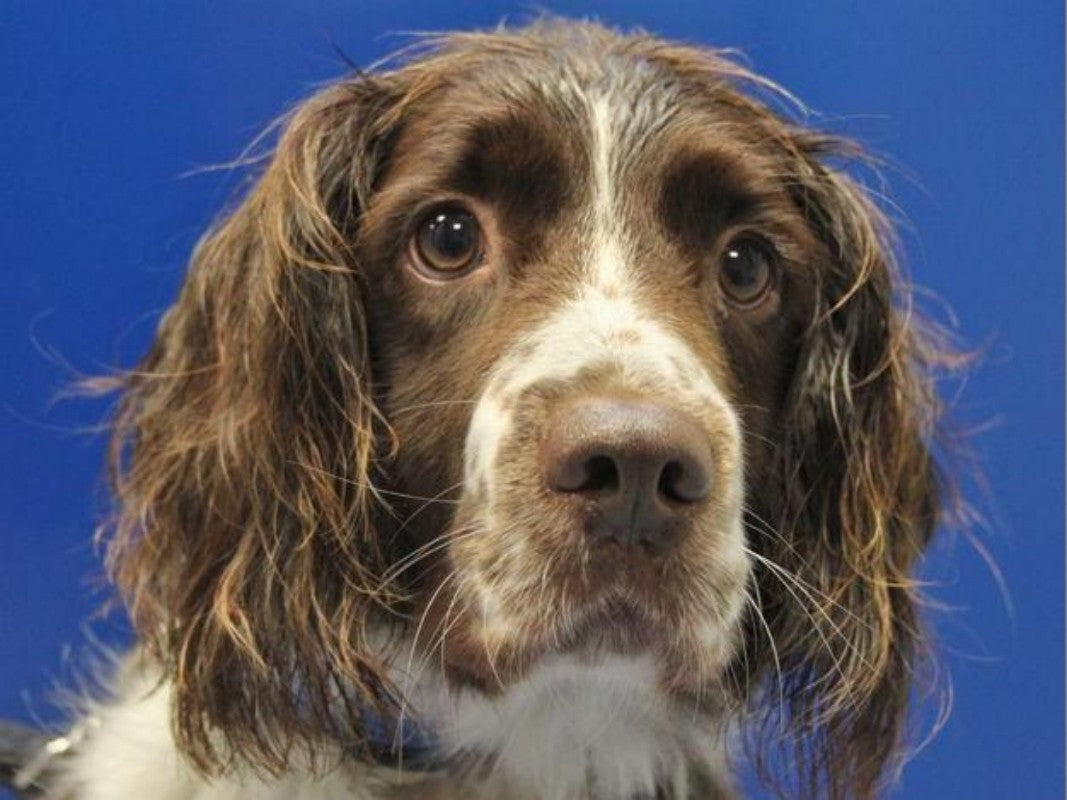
[22,18,961,800]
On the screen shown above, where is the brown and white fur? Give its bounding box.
[44,19,960,800]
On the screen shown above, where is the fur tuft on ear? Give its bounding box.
[96,77,407,775]
[744,133,965,800]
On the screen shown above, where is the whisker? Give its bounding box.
[742,520,875,633]
[394,566,464,762]
[743,548,864,696]
[292,461,464,505]
[391,479,469,539]
[376,525,479,589]
[745,580,785,726]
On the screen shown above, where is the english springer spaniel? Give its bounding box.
[15,18,962,800]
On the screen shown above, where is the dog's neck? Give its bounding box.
[390,652,735,800]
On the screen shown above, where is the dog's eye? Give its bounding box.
[411,206,483,277]
[718,238,776,307]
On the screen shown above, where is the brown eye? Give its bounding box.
[718,237,776,307]
[411,205,483,277]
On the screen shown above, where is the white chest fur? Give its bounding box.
[407,654,728,800]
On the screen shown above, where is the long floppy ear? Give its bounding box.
[752,135,959,799]
[100,75,406,774]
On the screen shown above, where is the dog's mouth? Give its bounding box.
[432,584,700,695]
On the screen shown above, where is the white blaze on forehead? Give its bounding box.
[590,94,628,293]
[590,95,616,223]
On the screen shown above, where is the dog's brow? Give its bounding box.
[658,149,769,249]
[443,113,574,218]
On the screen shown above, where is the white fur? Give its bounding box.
[589,94,620,238]
[414,653,725,800]
[47,666,390,800]
[50,673,196,800]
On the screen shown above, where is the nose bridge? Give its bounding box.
[462,268,724,495]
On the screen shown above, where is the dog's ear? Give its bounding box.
[101,75,408,774]
[751,135,959,799]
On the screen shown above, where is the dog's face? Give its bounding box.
[104,22,954,798]
[362,62,823,692]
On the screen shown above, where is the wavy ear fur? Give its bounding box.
[748,133,958,800]
[100,76,406,774]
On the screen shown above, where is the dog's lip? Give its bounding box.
[439,597,664,692]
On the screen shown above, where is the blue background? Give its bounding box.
[1,2,1062,797]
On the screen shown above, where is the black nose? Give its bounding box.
[540,397,714,554]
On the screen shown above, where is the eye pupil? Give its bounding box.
[430,213,474,259]
[719,240,774,306]
[415,207,481,274]
[725,249,758,286]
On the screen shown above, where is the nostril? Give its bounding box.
[583,455,620,494]
[658,460,687,503]
[658,455,713,504]
[547,450,621,494]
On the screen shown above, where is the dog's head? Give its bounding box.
[102,21,957,798]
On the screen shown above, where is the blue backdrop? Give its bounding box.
[2,2,1062,797]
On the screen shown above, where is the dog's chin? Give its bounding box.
[437,596,732,700]
[552,598,663,654]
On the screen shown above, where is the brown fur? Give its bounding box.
[91,20,964,799]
